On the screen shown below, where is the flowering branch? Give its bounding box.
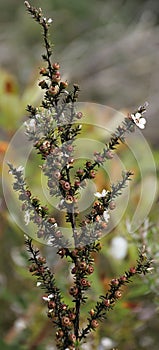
[79,246,153,340]
[7,2,153,349]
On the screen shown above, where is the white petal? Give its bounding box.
[94,192,102,198]
[131,113,135,121]
[110,236,128,260]
[37,282,42,287]
[42,296,49,301]
[138,118,146,129]
[135,112,141,119]
[48,18,52,24]
[24,211,30,225]
[101,189,108,197]
[103,210,110,223]
[48,293,54,299]
[17,165,24,172]
[140,117,146,125]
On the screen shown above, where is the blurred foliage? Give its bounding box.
[1,0,159,148]
[0,1,159,349]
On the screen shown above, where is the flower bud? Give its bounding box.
[111,278,119,286]
[69,333,76,343]
[87,265,94,274]
[25,190,31,197]
[76,112,83,119]
[69,312,76,320]
[109,201,116,210]
[65,195,74,204]
[61,303,67,310]
[40,67,47,75]
[129,267,136,275]
[74,180,80,188]
[120,275,127,282]
[105,150,113,159]
[48,85,59,96]
[91,319,99,329]
[114,290,122,299]
[69,286,78,296]
[77,168,84,176]
[71,267,77,274]
[60,81,68,89]
[48,217,56,224]
[56,329,64,338]
[53,170,61,180]
[80,278,87,287]
[29,264,37,273]
[48,301,56,309]
[62,316,71,327]
[37,229,44,238]
[79,261,87,271]
[100,222,107,229]
[38,256,46,264]
[90,309,95,316]
[89,170,96,178]
[61,181,71,191]
[52,72,61,83]
[104,299,110,307]
[58,248,66,258]
[52,62,60,70]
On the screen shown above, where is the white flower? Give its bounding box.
[94,189,108,198]
[110,236,128,260]
[42,293,54,302]
[24,119,36,132]
[42,296,49,302]
[103,210,110,223]
[48,18,52,24]
[17,165,24,172]
[24,210,30,225]
[43,17,52,24]
[37,282,42,287]
[131,113,146,129]
[48,293,54,299]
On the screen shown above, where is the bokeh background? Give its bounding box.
[0,1,159,349]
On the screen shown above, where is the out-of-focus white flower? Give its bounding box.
[24,210,30,225]
[94,189,108,198]
[99,336,116,350]
[110,236,128,260]
[103,210,110,223]
[131,112,146,129]
[14,318,26,331]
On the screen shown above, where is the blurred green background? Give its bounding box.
[0,1,159,349]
